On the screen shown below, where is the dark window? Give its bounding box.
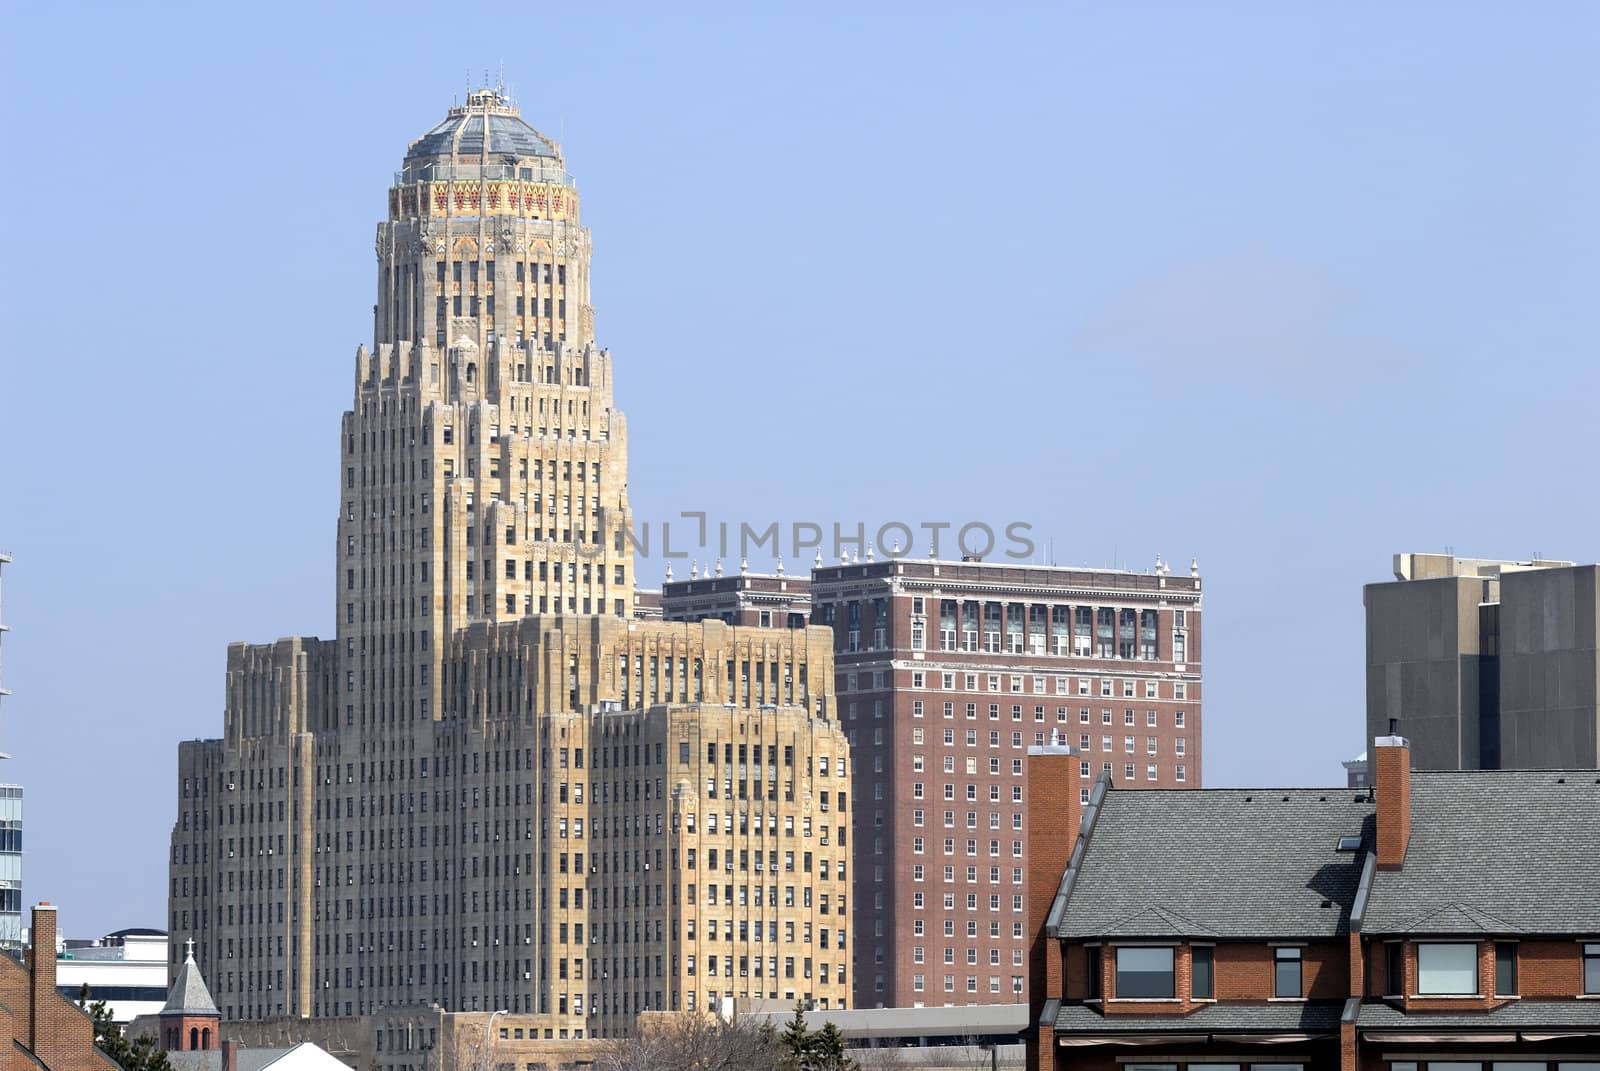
[1494,942,1518,995]
[1191,946,1214,1000]
[1586,944,1600,995]
[1273,947,1302,998]
[1386,942,1404,995]
[1114,946,1174,999]
[1085,946,1101,999]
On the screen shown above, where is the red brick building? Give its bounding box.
[659,565,812,629]
[0,903,121,1071]
[1026,737,1600,1070]
[810,556,1203,1009]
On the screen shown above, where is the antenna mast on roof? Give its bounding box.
[0,551,12,759]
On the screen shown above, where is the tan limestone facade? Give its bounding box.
[167,89,851,1060]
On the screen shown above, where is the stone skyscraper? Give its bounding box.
[169,90,851,1054]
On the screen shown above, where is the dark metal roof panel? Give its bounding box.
[1357,999,1600,1028]
[405,112,558,161]
[1056,1001,1345,1034]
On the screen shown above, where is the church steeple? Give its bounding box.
[160,939,219,1052]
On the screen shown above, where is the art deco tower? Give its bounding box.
[169,91,850,1048]
[352,87,633,680]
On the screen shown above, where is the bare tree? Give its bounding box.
[444,1022,502,1071]
[594,1014,784,1071]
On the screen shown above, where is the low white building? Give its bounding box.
[57,927,169,1023]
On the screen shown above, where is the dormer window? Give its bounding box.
[1191,945,1214,1000]
[1417,942,1477,995]
[1495,942,1519,995]
[1274,947,1302,998]
[1115,946,1174,999]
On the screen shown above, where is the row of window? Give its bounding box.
[909,892,1025,912]
[881,670,1190,701]
[1391,941,1600,997]
[909,918,1026,940]
[910,973,1024,995]
[1083,942,1600,1002]
[899,700,1190,728]
[913,946,1026,966]
[1093,945,1294,1000]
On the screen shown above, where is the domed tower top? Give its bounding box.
[402,88,563,173]
[376,85,593,354]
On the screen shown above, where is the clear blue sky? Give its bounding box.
[2,4,1597,936]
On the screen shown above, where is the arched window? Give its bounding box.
[190,1027,199,1050]
[466,362,477,383]
[202,1028,211,1050]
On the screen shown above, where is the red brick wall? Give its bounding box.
[0,904,117,1071]
[814,563,1203,1007]
[1025,747,1081,1025]
[1517,939,1587,996]
[1374,742,1410,869]
[1369,938,1592,1010]
[164,1014,221,1051]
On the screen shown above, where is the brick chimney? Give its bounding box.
[1025,734,1082,1071]
[222,1037,238,1071]
[29,902,57,1052]
[1375,729,1412,869]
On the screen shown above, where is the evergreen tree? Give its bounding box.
[778,1003,860,1071]
[779,1002,810,1065]
[79,988,174,1071]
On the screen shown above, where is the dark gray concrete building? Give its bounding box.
[1365,552,1600,770]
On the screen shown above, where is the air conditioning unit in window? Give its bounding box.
[523,971,531,980]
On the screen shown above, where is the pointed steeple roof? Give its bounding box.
[161,939,219,1017]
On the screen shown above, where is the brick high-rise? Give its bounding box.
[809,557,1202,1009]
[167,89,852,1057]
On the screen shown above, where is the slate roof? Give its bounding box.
[1056,1001,1345,1034]
[1358,1000,1600,1029]
[1053,786,1374,939]
[1363,770,1600,936]
[167,1052,223,1071]
[161,947,218,1016]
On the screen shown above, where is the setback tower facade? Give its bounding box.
[168,91,851,1056]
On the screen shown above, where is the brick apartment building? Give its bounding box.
[1024,736,1600,1070]
[807,556,1204,1009]
[0,903,121,1071]
[659,564,813,629]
